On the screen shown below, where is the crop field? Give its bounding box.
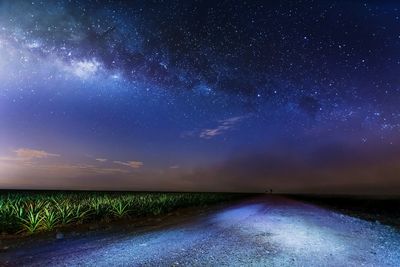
[0,191,242,235]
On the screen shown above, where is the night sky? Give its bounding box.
[1,0,400,193]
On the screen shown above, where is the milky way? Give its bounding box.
[1,0,400,193]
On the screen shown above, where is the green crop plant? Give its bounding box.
[0,192,242,235]
[72,204,90,223]
[19,204,43,234]
[110,200,130,218]
[56,201,76,225]
[42,207,59,230]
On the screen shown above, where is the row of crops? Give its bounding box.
[0,191,243,235]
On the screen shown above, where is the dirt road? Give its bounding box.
[1,195,400,266]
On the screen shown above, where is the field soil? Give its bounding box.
[291,195,400,229]
[1,195,400,266]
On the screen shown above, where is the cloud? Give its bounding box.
[23,163,129,177]
[38,164,129,175]
[95,158,108,162]
[13,148,60,160]
[0,156,128,181]
[0,156,25,162]
[199,115,248,139]
[114,160,144,169]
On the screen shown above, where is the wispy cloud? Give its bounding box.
[114,160,144,169]
[95,158,108,162]
[0,148,60,162]
[199,115,248,139]
[28,163,129,176]
[14,148,60,159]
[0,156,25,162]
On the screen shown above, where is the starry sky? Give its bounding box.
[1,0,400,193]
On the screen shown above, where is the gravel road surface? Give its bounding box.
[1,195,400,266]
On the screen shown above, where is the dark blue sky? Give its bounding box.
[1,0,400,193]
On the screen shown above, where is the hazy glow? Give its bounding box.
[69,59,101,79]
